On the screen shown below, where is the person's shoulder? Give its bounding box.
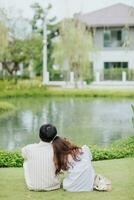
[82,145,92,159]
[82,145,90,151]
[22,143,39,150]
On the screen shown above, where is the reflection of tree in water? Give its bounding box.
[0,111,37,150]
[0,98,133,150]
[0,98,47,150]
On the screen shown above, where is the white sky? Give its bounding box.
[0,0,134,21]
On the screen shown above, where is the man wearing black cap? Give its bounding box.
[21,124,60,191]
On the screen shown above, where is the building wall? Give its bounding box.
[93,27,134,50]
[90,50,134,72]
[90,27,134,80]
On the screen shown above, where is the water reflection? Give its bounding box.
[0,97,133,150]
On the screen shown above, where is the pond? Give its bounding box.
[0,97,133,150]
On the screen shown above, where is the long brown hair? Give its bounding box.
[52,136,82,175]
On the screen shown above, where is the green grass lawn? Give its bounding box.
[1,80,134,98]
[0,158,134,200]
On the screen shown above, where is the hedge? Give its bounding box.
[0,136,134,167]
[91,135,134,161]
[0,151,23,167]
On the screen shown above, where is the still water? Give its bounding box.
[0,97,133,150]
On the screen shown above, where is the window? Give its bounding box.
[104,62,128,80]
[104,62,128,69]
[122,28,129,47]
[104,30,111,47]
[117,30,122,40]
[103,29,128,48]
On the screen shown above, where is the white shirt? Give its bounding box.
[21,141,60,191]
[63,145,95,192]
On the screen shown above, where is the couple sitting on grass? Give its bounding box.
[22,124,111,192]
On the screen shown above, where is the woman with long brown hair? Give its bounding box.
[52,136,95,192]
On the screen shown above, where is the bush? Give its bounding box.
[0,136,134,167]
[91,136,134,161]
[0,151,23,167]
[104,68,122,80]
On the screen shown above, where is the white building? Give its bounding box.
[76,3,134,83]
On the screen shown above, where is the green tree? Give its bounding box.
[30,2,58,75]
[0,9,8,62]
[0,9,31,76]
[132,105,134,128]
[0,8,42,77]
[23,35,43,75]
[53,19,93,83]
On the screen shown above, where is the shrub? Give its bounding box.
[0,151,23,167]
[91,136,134,161]
[0,136,134,167]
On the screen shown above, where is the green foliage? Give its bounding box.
[0,136,133,167]
[53,19,93,82]
[0,80,134,98]
[0,9,9,61]
[0,151,23,167]
[0,6,44,77]
[132,104,134,127]
[91,136,134,161]
[104,68,134,81]
[22,35,43,75]
[128,69,134,81]
[50,70,68,81]
[8,39,24,63]
[104,68,122,80]
[0,101,15,113]
[30,2,58,75]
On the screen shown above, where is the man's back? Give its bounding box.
[22,141,60,191]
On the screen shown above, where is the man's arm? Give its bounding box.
[21,146,28,160]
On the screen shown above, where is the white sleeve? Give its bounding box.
[21,146,28,160]
[82,145,93,160]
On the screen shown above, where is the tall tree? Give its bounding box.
[53,19,93,83]
[0,9,33,76]
[30,2,58,75]
[0,9,8,62]
[132,105,134,128]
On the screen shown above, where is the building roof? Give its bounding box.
[75,3,134,27]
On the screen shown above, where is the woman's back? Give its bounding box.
[63,145,95,192]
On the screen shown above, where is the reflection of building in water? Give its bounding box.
[88,99,132,146]
[22,111,35,132]
[0,98,133,150]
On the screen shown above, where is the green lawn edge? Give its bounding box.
[1,88,134,98]
[0,80,134,98]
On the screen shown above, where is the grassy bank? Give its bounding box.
[0,158,133,200]
[0,136,134,167]
[0,80,134,98]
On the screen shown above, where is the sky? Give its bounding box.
[0,0,134,21]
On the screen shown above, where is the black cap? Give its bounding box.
[39,124,57,142]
